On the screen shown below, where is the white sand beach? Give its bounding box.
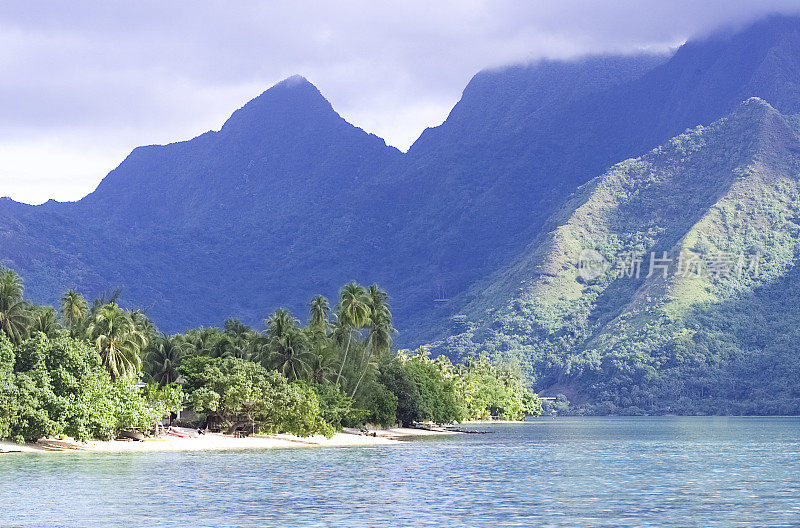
[0,427,458,454]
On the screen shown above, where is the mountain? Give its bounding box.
[0,55,667,335]
[3,14,800,393]
[392,14,800,342]
[434,97,800,414]
[0,76,404,327]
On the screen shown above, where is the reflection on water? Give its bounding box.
[2,417,799,527]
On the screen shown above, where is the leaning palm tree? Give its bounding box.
[147,335,189,385]
[60,289,88,332]
[88,303,148,380]
[351,285,394,397]
[334,282,371,386]
[0,268,30,344]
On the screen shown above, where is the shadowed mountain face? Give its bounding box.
[0,77,404,327]
[3,13,800,389]
[81,75,402,226]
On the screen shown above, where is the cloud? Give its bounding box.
[2,0,800,203]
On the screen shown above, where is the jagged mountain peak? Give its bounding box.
[80,72,400,217]
[220,75,338,134]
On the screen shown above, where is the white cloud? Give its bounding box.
[0,139,119,203]
[2,0,800,204]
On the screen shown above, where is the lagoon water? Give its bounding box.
[2,417,799,527]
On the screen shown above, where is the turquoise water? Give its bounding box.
[1,417,799,527]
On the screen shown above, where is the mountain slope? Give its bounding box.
[392,14,800,342]
[434,98,800,414]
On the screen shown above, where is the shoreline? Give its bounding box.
[0,427,458,455]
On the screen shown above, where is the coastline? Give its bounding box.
[0,427,458,454]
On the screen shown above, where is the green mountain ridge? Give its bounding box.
[434,97,800,414]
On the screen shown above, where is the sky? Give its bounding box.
[2,1,800,204]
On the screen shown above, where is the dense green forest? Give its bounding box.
[0,267,540,443]
[435,99,800,415]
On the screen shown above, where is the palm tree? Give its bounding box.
[271,329,311,381]
[334,282,371,386]
[89,288,121,318]
[266,309,299,340]
[29,306,62,338]
[224,319,257,359]
[309,295,331,334]
[308,341,337,384]
[185,327,218,355]
[224,318,253,339]
[0,268,30,344]
[131,310,160,345]
[147,335,188,385]
[351,284,394,397]
[263,309,311,381]
[60,289,88,332]
[209,334,235,358]
[88,303,148,380]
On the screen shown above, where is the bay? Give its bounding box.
[2,417,799,527]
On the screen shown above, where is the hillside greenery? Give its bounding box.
[435,99,800,415]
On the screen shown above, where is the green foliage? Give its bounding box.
[0,268,30,344]
[3,334,168,442]
[334,283,372,386]
[355,381,398,427]
[378,354,422,426]
[0,337,15,439]
[312,383,367,430]
[88,303,148,380]
[0,271,544,442]
[457,355,541,420]
[145,335,188,385]
[28,306,63,338]
[382,348,464,424]
[262,309,311,381]
[142,383,185,417]
[180,356,330,437]
[60,289,88,332]
[435,100,800,415]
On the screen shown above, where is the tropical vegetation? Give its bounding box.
[0,269,540,443]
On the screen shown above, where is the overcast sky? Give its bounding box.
[2,1,800,204]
